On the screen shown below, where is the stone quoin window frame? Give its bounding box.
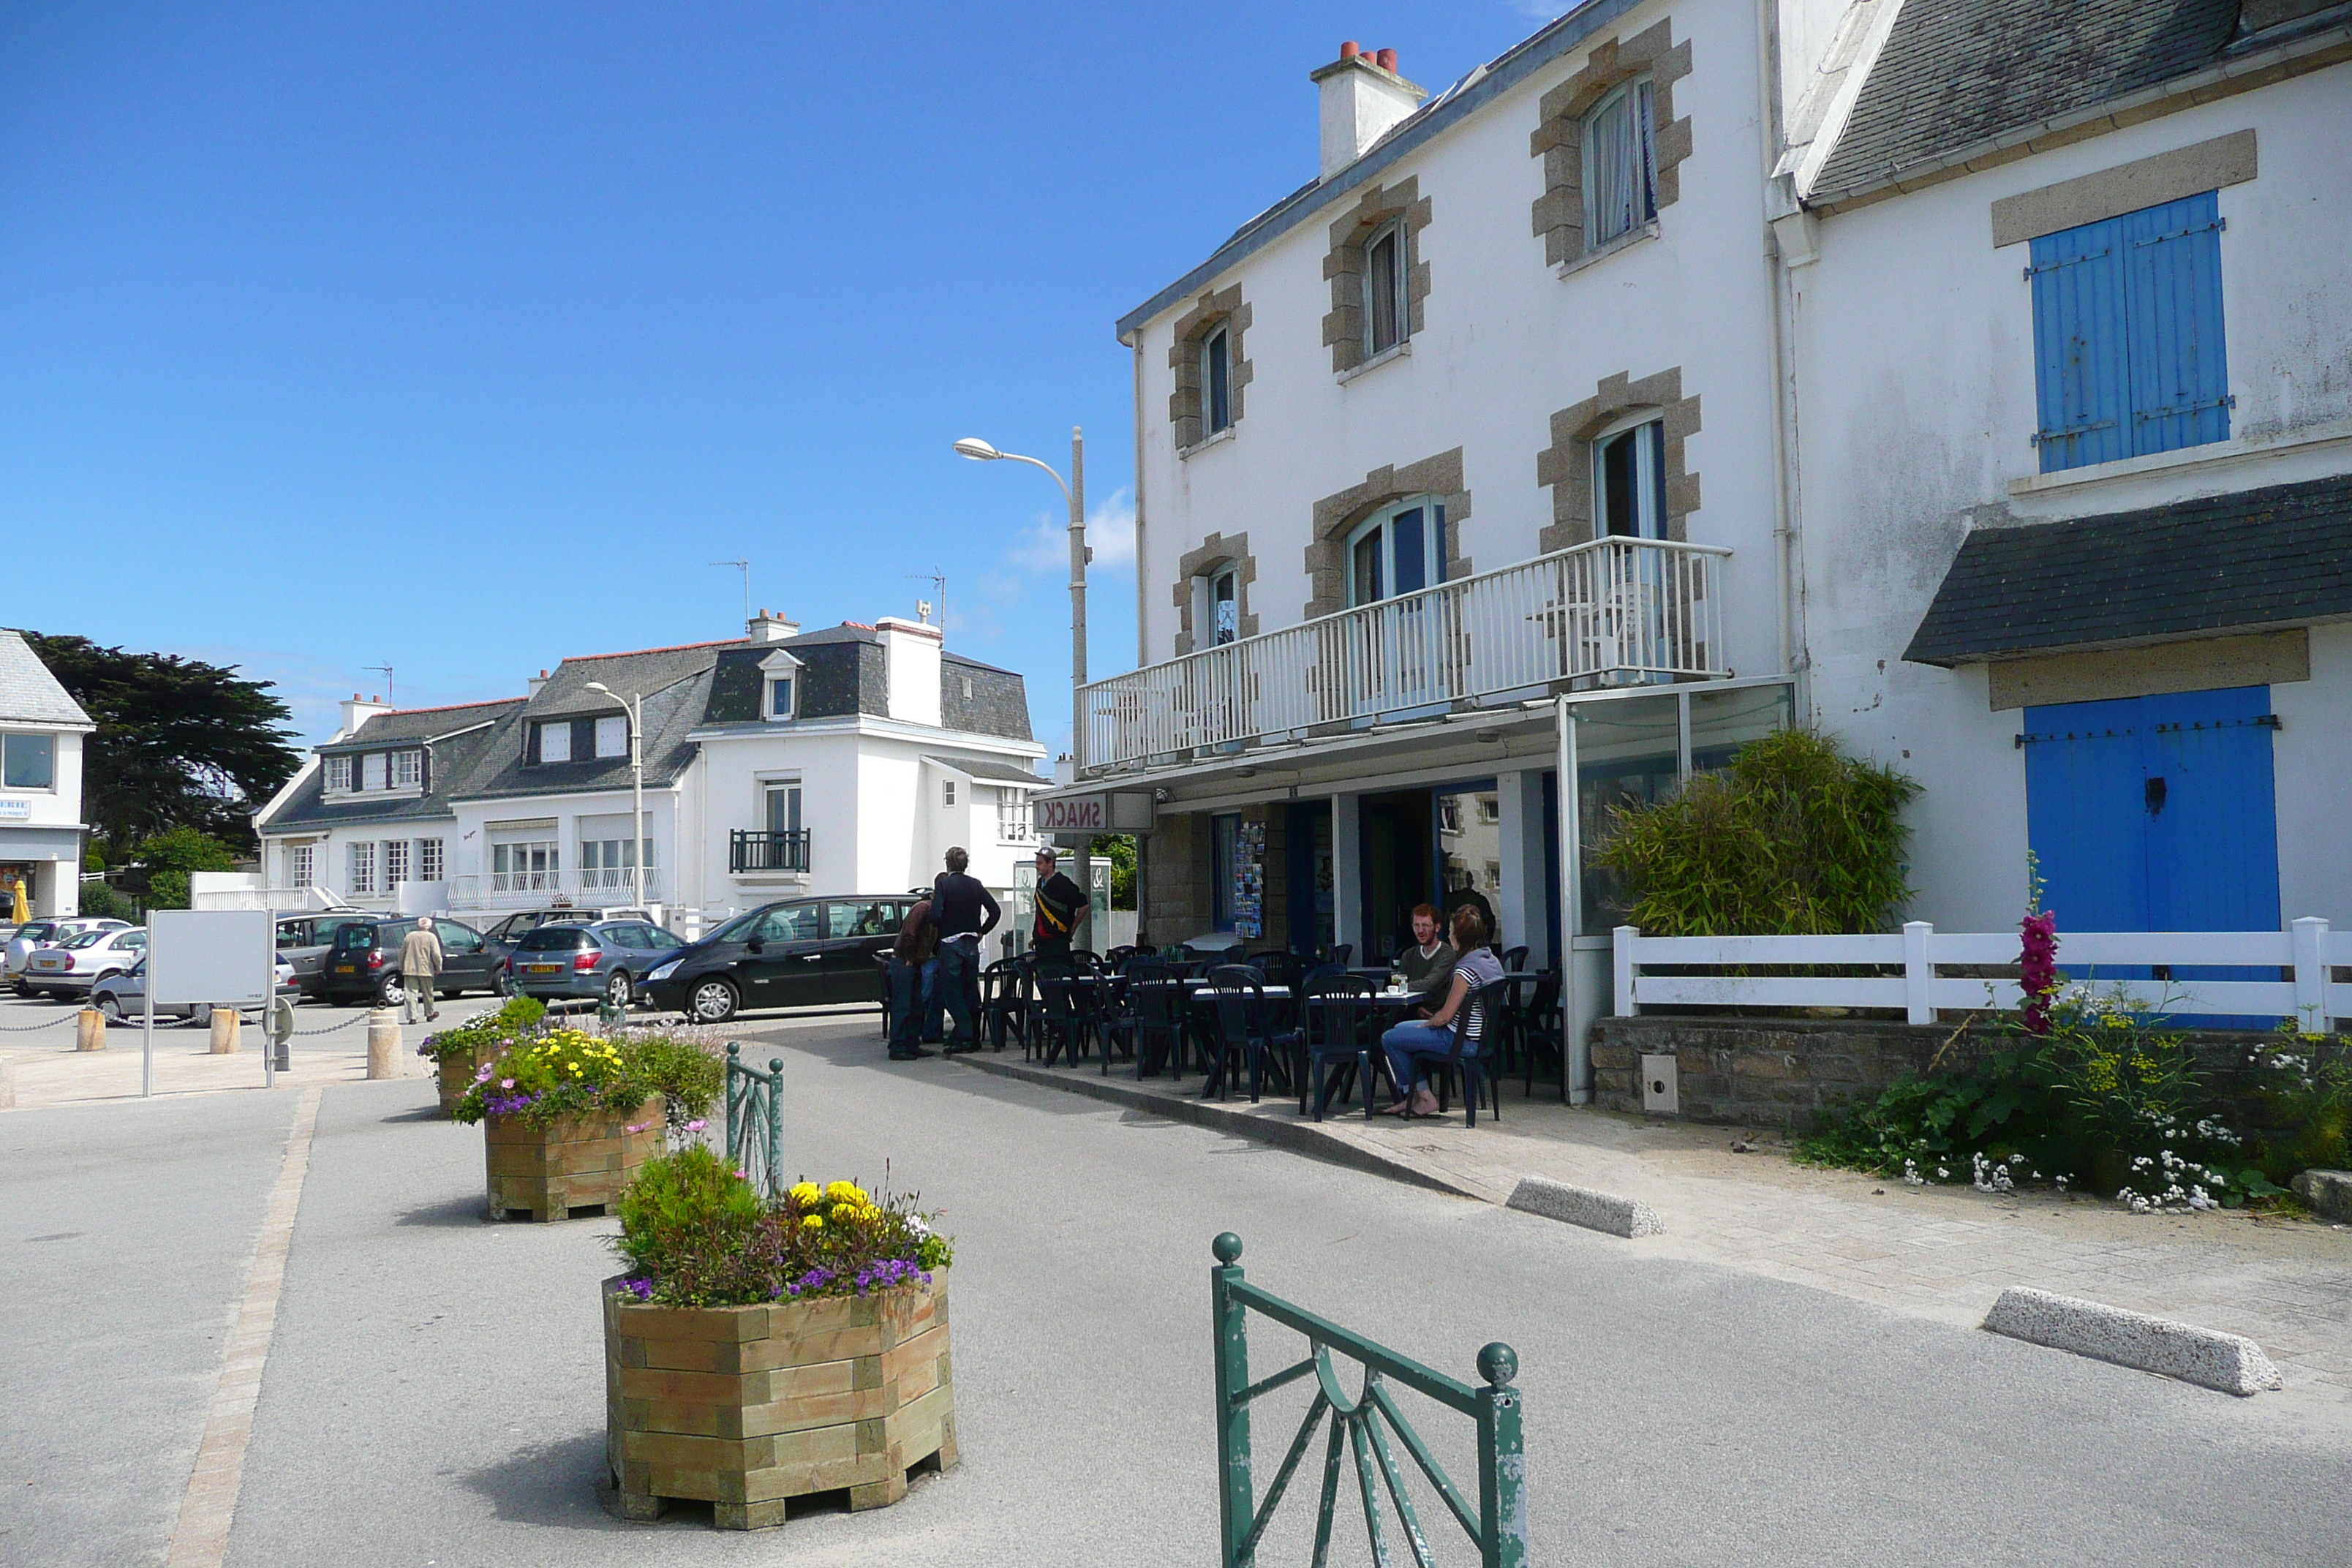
[1591,410,1670,539]
[1583,77,1659,249]
[1343,495,1450,607]
[1304,450,1471,620]
[1322,176,1432,376]
[1168,285,1253,453]
[1535,369,1702,553]
[1529,20,1692,268]
[1173,531,1259,655]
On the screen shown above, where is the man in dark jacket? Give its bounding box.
[887,896,938,1060]
[1029,845,1088,962]
[927,846,999,1053]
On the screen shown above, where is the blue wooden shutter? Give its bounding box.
[2122,191,2231,456]
[2028,216,2131,472]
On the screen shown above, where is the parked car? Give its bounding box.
[7,918,132,992]
[275,915,361,995]
[91,958,299,1025]
[477,906,654,982]
[308,917,502,1006]
[504,919,687,1008]
[640,895,915,1024]
[19,926,150,1000]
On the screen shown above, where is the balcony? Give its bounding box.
[729,829,811,875]
[1082,535,1730,772]
[446,868,664,910]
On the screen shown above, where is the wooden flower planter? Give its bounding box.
[604,1268,957,1529]
[483,1098,664,1221]
[437,1047,484,1117]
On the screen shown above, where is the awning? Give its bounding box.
[1904,472,2352,667]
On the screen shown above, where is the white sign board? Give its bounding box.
[150,908,274,1006]
[0,799,29,821]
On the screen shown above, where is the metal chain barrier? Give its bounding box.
[0,1012,80,1032]
[288,1013,373,1038]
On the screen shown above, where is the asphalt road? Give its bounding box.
[4,1016,2348,1567]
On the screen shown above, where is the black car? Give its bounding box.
[640,895,914,1024]
[309,917,502,1006]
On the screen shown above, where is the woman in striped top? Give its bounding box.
[1376,905,1504,1117]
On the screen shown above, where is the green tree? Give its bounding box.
[1087,834,1137,911]
[1592,728,1921,935]
[23,633,300,856]
[132,825,239,911]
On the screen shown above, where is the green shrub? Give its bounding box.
[449,1022,723,1133]
[78,881,140,921]
[1593,727,1921,935]
[417,995,544,1066]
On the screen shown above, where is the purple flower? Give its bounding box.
[625,1122,649,1134]
[500,1077,516,1090]
[620,1277,654,1301]
[684,1118,707,1133]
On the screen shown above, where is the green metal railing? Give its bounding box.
[1212,1233,1526,1568]
[723,1044,783,1196]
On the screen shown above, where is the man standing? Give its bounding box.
[397,916,444,1025]
[886,894,938,1061]
[1029,845,1088,963]
[927,846,998,1054]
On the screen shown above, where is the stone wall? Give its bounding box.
[1590,1014,2292,1134]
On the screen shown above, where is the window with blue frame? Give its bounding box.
[2028,191,2231,473]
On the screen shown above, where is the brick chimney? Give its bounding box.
[1310,42,1425,181]
[747,608,800,644]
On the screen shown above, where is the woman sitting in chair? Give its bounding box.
[1376,905,1504,1117]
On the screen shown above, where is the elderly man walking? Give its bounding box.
[398,917,445,1024]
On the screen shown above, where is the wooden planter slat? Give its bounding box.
[605,1270,956,1529]
[435,1049,480,1117]
[484,1097,663,1221]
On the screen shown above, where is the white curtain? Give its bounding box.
[1589,80,1656,246]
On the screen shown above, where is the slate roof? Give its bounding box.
[922,753,1047,787]
[1903,473,2352,666]
[526,638,745,721]
[459,668,715,800]
[259,700,526,832]
[696,625,1035,742]
[1812,0,2244,197]
[0,630,94,728]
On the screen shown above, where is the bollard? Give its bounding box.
[77,1009,108,1052]
[209,1008,241,1055]
[366,1008,404,1079]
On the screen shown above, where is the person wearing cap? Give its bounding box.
[397,916,444,1024]
[1030,845,1088,963]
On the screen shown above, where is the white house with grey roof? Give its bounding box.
[1046,0,2351,1078]
[0,630,95,918]
[255,611,1045,933]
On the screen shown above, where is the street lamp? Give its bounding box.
[583,681,647,916]
[956,428,1090,949]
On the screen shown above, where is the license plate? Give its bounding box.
[37,958,59,968]
[336,965,356,973]
[528,964,561,974]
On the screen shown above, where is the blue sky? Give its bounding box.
[0,1,1561,753]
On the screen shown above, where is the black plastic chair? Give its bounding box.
[1199,964,1281,1103]
[979,957,1030,1053]
[1413,976,1513,1127]
[1502,946,1530,973]
[1505,969,1564,1095]
[1125,960,1187,1079]
[1286,973,1379,1121]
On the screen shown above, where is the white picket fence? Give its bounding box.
[1612,918,2345,1030]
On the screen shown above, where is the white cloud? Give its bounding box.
[1007,486,1137,575]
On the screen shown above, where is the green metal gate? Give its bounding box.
[723,1043,783,1196]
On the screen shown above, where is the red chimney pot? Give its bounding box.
[1376,47,1398,72]
[1339,39,1359,58]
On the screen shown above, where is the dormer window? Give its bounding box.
[758,647,804,723]
[535,720,572,763]
[361,752,387,791]
[594,715,628,758]
[325,755,353,792]
[391,749,422,788]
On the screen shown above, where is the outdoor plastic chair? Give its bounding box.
[1285,973,1378,1121]
[979,957,1029,1053]
[1200,964,1282,1103]
[1031,962,1087,1067]
[1502,946,1530,973]
[1415,976,1513,1127]
[1124,960,1187,1080]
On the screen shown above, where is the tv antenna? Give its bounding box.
[364,662,393,706]
[906,569,947,632]
[709,559,750,623]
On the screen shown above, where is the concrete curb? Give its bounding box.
[1506,1175,1664,1237]
[949,1053,1490,1203]
[1981,1286,2284,1395]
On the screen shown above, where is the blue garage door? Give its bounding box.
[2022,686,2281,1017]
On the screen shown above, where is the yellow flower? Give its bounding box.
[824,1180,867,1205]
[788,1181,820,1207]
[801,1213,824,1230]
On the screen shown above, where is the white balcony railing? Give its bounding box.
[446,868,663,910]
[1082,535,1730,771]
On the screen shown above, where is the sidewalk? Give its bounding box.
[939,1046,2352,1404]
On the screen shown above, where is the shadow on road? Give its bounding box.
[380,1106,443,1124]
[457,1431,616,1531]
[393,1193,491,1228]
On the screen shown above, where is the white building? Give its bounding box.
[1047,0,2352,1076]
[0,630,94,918]
[253,612,1047,932]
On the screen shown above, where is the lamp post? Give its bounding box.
[583,682,646,916]
[955,429,1090,949]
